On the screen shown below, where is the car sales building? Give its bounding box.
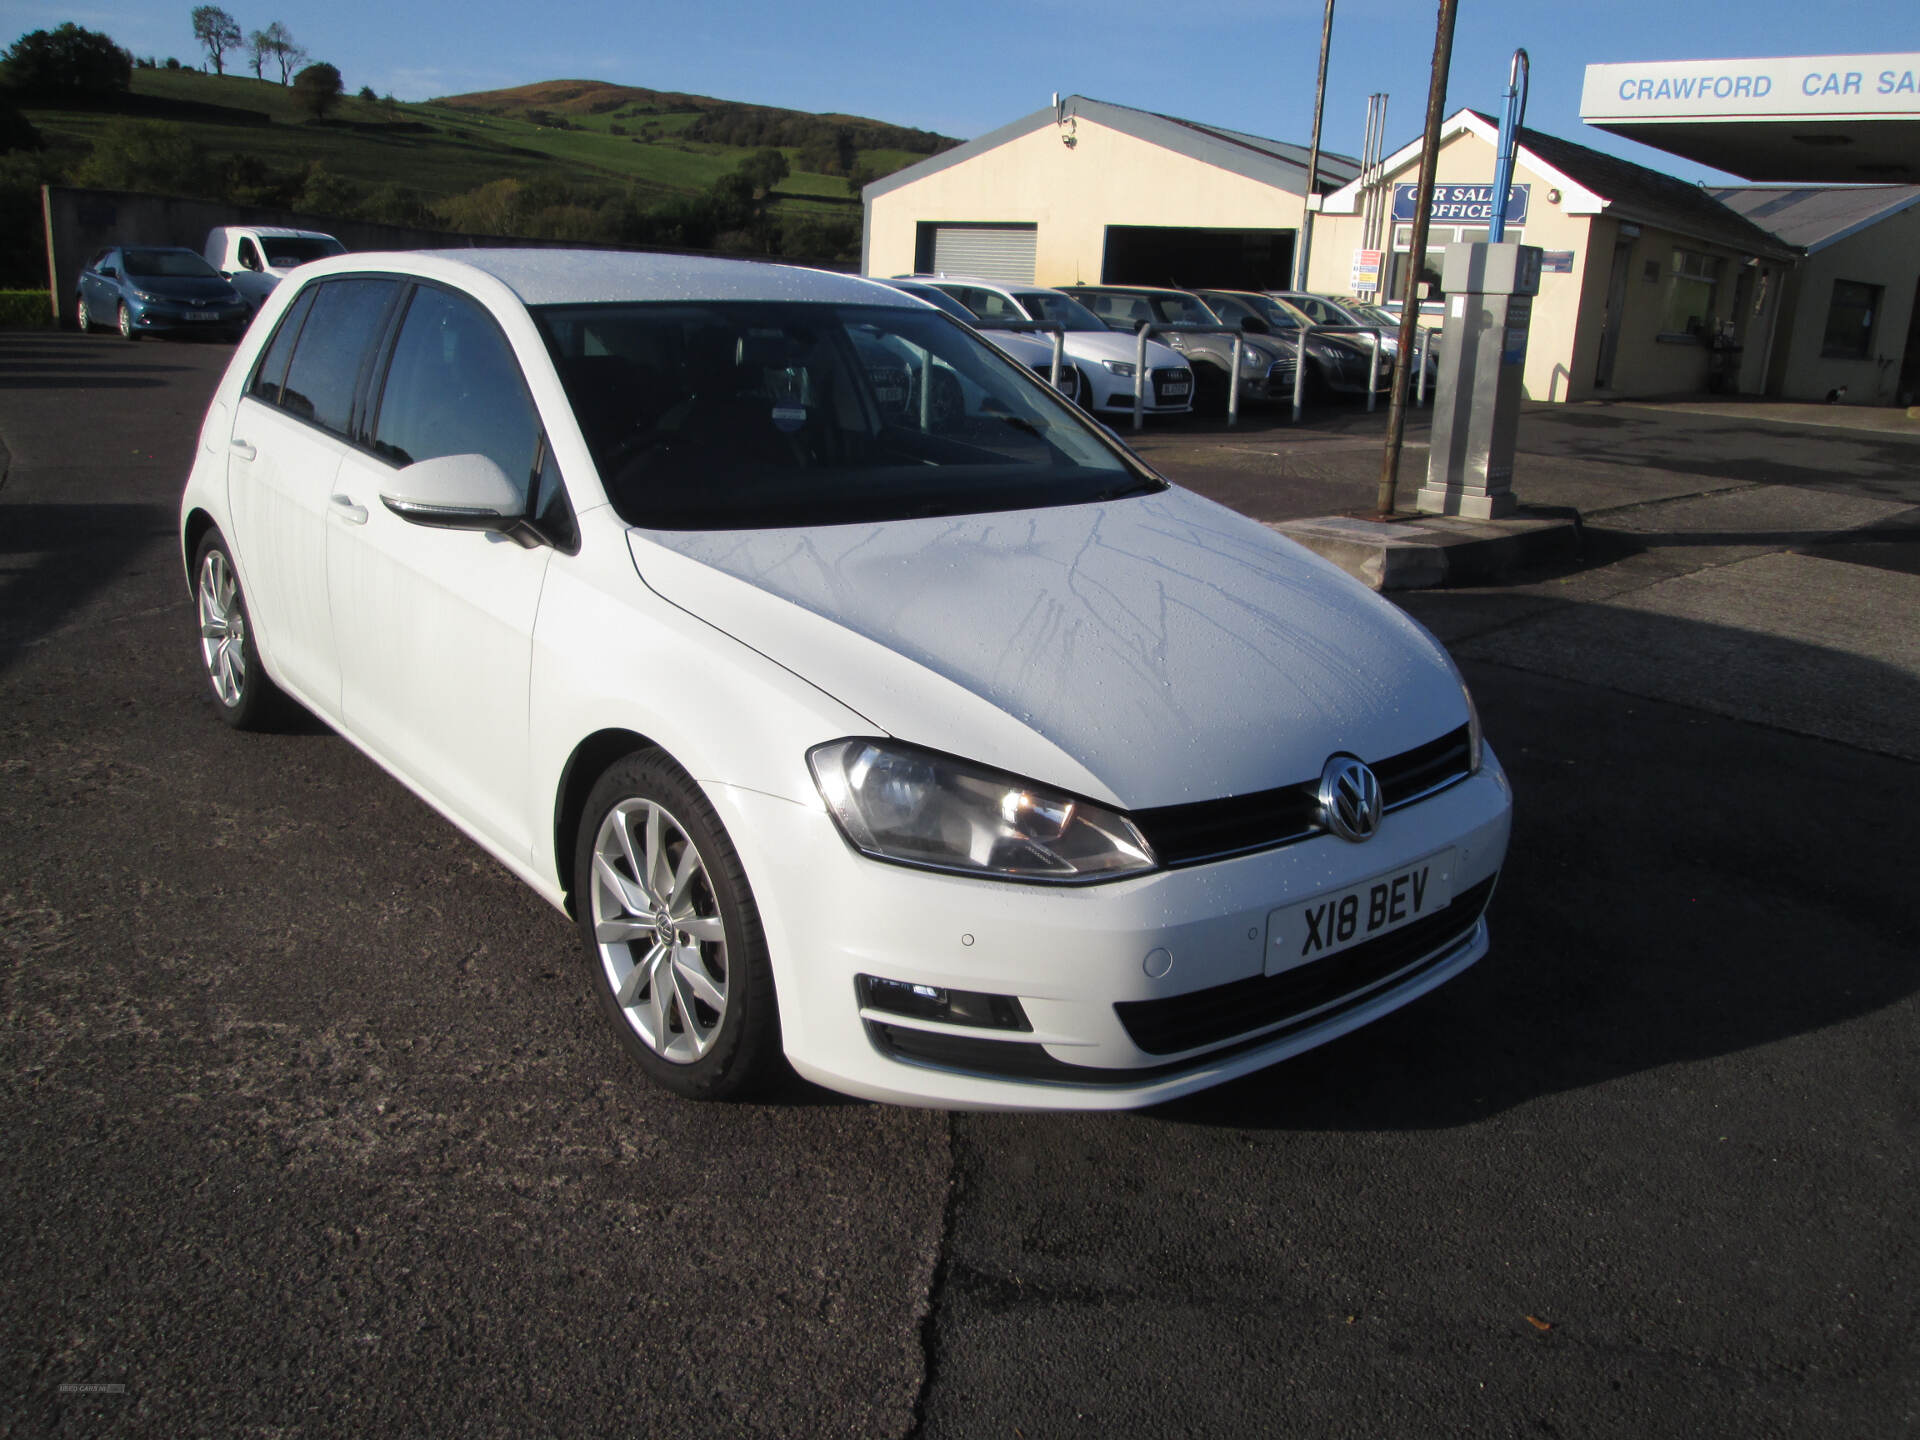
[866,56,1920,406]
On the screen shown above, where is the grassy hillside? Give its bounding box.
[7,68,955,272]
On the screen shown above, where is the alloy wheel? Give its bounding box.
[197,548,247,707]
[589,798,730,1063]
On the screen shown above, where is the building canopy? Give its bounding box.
[1581,54,1920,183]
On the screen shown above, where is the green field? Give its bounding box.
[19,69,944,214]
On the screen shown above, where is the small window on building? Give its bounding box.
[1820,280,1880,360]
[1661,249,1722,339]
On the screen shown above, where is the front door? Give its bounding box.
[1593,233,1635,390]
[326,282,554,862]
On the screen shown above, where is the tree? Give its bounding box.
[737,147,789,199]
[293,61,342,120]
[191,6,240,76]
[252,22,306,85]
[1,23,133,92]
[245,28,272,79]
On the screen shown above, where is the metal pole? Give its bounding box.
[1292,324,1311,424]
[1050,328,1065,390]
[1228,333,1243,426]
[1416,332,1428,406]
[1375,0,1458,518]
[1366,331,1380,413]
[1294,0,1337,292]
[1133,325,1149,431]
[919,351,931,430]
[1489,50,1529,244]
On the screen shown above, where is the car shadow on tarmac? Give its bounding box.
[1154,597,1920,1132]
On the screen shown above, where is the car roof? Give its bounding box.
[1061,283,1196,295]
[288,248,923,310]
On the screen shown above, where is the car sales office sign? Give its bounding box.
[1392,184,1530,226]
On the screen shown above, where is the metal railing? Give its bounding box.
[1125,324,1269,430]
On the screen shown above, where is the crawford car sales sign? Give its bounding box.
[1392,184,1530,225]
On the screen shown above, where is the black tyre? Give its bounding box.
[193,532,283,730]
[117,302,138,342]
[574,752,782,1100]
[75,294,92,333]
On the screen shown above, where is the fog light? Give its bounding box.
[857,975,1031,1031]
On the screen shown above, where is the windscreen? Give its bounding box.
[1149,293,1220,327]
[535,301,1160,530]
[261,236,346,267]
[123,249,220,279]
[1009,292,1106,333]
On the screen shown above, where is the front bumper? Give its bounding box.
[129,299,250,335]
[708,747,1513,1109]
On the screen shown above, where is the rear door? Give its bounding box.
[223,277,403,718]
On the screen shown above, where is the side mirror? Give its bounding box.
[1239,315,1271,336]
[100,266,118,279]
[379,453,535,542]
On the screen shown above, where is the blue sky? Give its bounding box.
[5,1,1914,182]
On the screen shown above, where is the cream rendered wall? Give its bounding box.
[1767,205,1920,404]
[866,117,1310,285]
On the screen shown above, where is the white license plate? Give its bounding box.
[1159,383,1190,398]
[186,311,220,322]
[1265,849,1456,976]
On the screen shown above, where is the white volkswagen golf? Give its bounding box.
[180,249,1511,1110]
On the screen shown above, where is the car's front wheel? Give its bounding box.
[574,752,781,1100]
[75,294,92,332]
[193,532,282,729]
[117,302,138,342]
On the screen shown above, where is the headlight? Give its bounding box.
[809,739,1156,883]
[132,289,159,303]
[1239,347,1268,371]
[1101,359,1137,377]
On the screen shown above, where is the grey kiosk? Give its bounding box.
[1418,242,1543,519]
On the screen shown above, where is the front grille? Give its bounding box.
[1114,874,1496,1056]
[1152,366,1193,401]
[1131,725,1473,868]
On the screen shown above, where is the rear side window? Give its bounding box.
[278,278,401,437]
[371,284,541,496]
[246,285,317,406]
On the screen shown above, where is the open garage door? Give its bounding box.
[1102,226,1295,291]
[915,223,1038,283]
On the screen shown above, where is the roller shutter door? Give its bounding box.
[930,225,1037,284]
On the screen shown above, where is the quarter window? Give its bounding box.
[278,278,402,436]
[1820,280,1880,360]
[246,285,317,405]
[371,284,542,497]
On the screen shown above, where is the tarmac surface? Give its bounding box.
[2,333,1915,1437]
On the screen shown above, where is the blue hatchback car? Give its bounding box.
[75,245,252,342]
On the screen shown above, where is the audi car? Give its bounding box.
[180,249,1511,1109]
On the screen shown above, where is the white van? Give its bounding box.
[202,226,346,310]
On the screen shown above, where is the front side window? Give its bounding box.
[371,284,542,496]
[1821,280,1880,360]
[238,238,264,272]
[1662,249,1723,339]
[278,278,401,436]
[936,285,1027,324]
[535,301,1158,530]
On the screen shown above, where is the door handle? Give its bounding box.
[329,494,368,525]
[230,439,256,461]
